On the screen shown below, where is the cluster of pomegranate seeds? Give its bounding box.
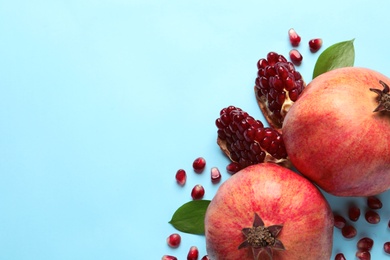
[254,52,305,130]
[175,169,187,186]
[191,184,205,200]
[192,157,206,173]
[309,38,323,52]
[167,233,181,248]
[216,106,289,171]
[187,246,199,260]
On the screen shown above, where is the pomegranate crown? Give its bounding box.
[370,80,390,112]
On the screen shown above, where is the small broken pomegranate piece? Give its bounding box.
[289,49,303,66]
[348,205,361,221]
[333,214,346,229]
[191,184,205,200]
[175,169,186,186]
[210,167,221,184]
[334,253,346,260]
[357,237,374,251]
[166,233,181,248]
[288,28,301,47]
[216,106,290,170]
[254,52,305,131]
[308,38,323,52]
[384,242,390,254]
[367,196,382,209]
[355,250,371,260]
[187,246,199,260]
[341,225,357,238]
[193,157,206,173]
[365,210,380,224]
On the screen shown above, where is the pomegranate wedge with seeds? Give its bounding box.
[254,52,305,132]
[216,106,290,171]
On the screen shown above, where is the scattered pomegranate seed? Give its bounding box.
[210,167,222,184]
[308,38,323,53]
[333,214,346,229]
[357,237,374,251]
[334,253,346,260]
[348,205,361,221]
[162,255,178,260]
[166,233,181,248]
[355,250,371,260]
[191,184,205,200]
[289,49,303,66]
[365,210,380,224]
[388,218,390,228]
[384,241,390,254]
[367,196,382,209]
[187,246,199,260]
[201,255,210,260]
[341,225,357,238]
[288,28,301,47]
[175,169,187,186]
[226,162,241,174]
[193,157,206,173]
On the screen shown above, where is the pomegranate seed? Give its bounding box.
[175,169,186,186]
[210,167,222,184]
[289,49,303,66]
[334,253,346,260]
[166,233,181,248]
[333,214,346,229]
[193,157,206,173]
[348,205,361,221]
[308,38,323,53]
[226,162,241,174]
[162,255,178,260]
[341,225,357,238]
[357,237,374,251]
[388,218,390,228]
[288,28,301,47]
[384,241,390,254]
[191,184,205,200]
[367,196,382,209]
[355,250,371,260]
[365,210,380,224]
[201,256,210,260]
[187,246,199,260]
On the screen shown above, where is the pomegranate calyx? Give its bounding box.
[370,80,390,112]
[238,213,285,260]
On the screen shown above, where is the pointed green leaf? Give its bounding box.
[169,200,211,235]
[312,39,355,79]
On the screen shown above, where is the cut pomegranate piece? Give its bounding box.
[357,237,374,251]
[216,106,290,170]
[175,169,186,186]
[365,210,380,224]
[348,205,361,221]
[384,242,390,254]
[367,196,382,209]
[333,214,346,229]
[193,157,206,173]
[356,250,371,260]
[162,255,178,260]
[210,167,221,184]
[308,38,323,52]
[187,246,199,260]
[191,184,205,200]
[254,52,305,131]
[288,28,301,47]
[166,233,181,248]
[289,49,303,66]
[334,253,346,260]
[341,225,357,238]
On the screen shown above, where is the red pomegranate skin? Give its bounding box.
[282,67,390,196]
[204,163,333,260]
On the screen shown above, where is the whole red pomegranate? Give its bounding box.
[282,67,390,196]
[204,163,333,260]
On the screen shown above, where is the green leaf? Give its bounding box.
[312,39,355,79]
[169,200,211,235]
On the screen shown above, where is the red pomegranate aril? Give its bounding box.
[288,28,301,46]
[333,213,346,229]
[357,237,374,251]
[388,218,390,228]
[162,255,178,260]
[201,256,210,260]
[193,157,206,173]
[365,210,380,224]
[289,49,303,66]
[348,205,361,221]
[175,169,187,186]
[191,184,205,200]
[367,196,382,209]
[384,242,390,254]
[226,162,241,174]
[166,233,181,248]
[334,253,346,260]
[341,225,357,238]
[308,38,323,52]
[210,167,222,184]
[187,246,199,260]
[356,250,371,260]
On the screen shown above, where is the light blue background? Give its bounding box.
[1,0,389,259]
